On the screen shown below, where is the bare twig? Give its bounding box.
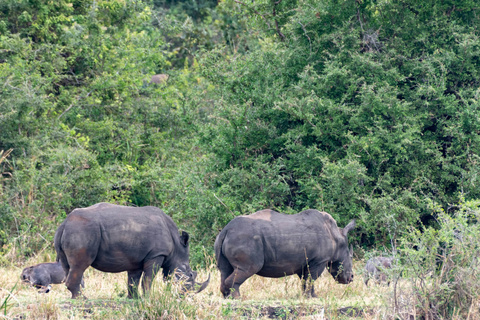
[213,193,235,217]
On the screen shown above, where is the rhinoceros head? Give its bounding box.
[169,231,210,293]
[327,220,356,284]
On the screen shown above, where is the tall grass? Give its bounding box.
[3,257,388,320]
[388,200,480,320]
[5,207,480,320]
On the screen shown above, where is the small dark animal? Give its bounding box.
[21,262,84,293]
[54,203,209,299]
[215,209,356,298]
[364,256,393,286]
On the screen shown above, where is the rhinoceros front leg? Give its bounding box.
[127,270,143,299]
[297,262,327,298]
[141,257,164,296]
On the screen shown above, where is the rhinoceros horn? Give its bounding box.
[194,273,210,293]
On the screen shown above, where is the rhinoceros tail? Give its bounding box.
[54,222,70,280]
[214,229,233,273]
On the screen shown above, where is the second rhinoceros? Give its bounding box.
[215,209,356,298]
[54,203,209,299]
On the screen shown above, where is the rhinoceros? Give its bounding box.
[54,203,209,299]
[214,209,356,298]
[364,256,393,286]
[21,262,84,293]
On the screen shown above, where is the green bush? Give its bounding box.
[395,198,480,319]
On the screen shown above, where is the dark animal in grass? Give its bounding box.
[21,262,84,293]
[364,256,393,286]
[54,202,210,299]
[214,209,356,298]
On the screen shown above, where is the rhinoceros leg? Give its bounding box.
[223,260,263,299]
[141,257,165,296]
[219,267,233,298]
[223,268,251,299]
[297,262,327,298]
[127,270,143,298]
[63,247,97,298]
[298,274,317,298]
[65,266,89,299]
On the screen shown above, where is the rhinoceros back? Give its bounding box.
[55,203,177,273]
[216,209,342,278]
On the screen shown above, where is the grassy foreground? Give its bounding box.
[1,253,397,320]
[6,252,479,319]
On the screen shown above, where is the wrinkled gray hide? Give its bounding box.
[215,209,355,298]
[54,202,209,299]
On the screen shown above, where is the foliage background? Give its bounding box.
[1,0,480,269]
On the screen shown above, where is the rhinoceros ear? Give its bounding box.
[180,231,190,247]
[342,220,356,237]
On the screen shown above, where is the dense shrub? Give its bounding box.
[394,199,480,319]
[1,0,480,273]
[198,0,480,247]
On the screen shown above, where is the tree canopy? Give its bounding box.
[1,0,479,263]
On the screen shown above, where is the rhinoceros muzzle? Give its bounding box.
[176,270,210,293]
[337,272,354,284]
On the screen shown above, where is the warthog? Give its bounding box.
[21,262,84,293]
[364,256,394,286]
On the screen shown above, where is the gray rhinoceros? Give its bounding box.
[21,262,82,293]
[54,203,209,299]
[364,256,393,286]
[214,209,356,298]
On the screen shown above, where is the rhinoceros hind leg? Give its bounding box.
[66,268,88,299]
[364,276,370,286]
[223,265,261,299]
[219,271,232,298]
[218,261,234,298]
